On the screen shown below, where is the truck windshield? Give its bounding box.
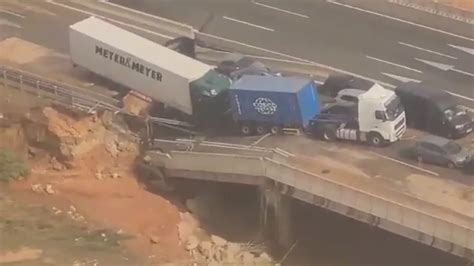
[384,96,404,121]
[444,106,467,120]
[443,141,462,154]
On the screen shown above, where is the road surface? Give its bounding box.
[110,0,474,108]
[0,1,472,264]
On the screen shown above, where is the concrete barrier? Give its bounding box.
[73,0,195,38]
[148,150,474,259]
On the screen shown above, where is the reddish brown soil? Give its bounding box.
[440,0,474,12]
[9,145,189,265]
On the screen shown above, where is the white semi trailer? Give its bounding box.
[69,16,230,116]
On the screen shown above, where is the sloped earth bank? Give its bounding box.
[0,101,278,265]
[1,105,188,264]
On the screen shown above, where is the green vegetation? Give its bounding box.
[0,200,139,265]
[0,148,30,182]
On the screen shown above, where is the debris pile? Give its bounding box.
[50,205,86,223]
[31,183,55,195]
[177,212,275,265]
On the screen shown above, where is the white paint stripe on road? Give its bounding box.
[453,68,474,77]
[369,151,440,176]
[445,90,474,102]
[0,9,25,19]
[326,0,474,42]
[448,44,474,55]
[367,55,423,73]
[223,16,275,32]
[46,1,172,40]
[381,72,421,83]
[398,42,457,59]
[252,1,309,18]
[0,18,22,28]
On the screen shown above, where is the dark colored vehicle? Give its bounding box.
[164,36,196,59]
[319,74,374,97]
[395,82,473,139]
[414,135,471,168]
[464,158,474,175]
[228,75,319,135]
[215,55,275,81]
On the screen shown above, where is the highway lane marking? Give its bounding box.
[415,58,474,77]
[326,0,474,42]
[46,0,173,40]
[369,151,440,176]
[398,42,457,60]
[252,133,271,145]
[445,91,474,102]
[0,9,25,19]
[381,72,421,83]
[223,16,275,32]
[0,18,22,29]
[448,44,474,55]
[367,56,423,73]
[252,1,309,19]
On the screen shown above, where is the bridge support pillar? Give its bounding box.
[259,181,294,249]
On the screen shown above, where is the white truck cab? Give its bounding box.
[310,83,406,146]
[358,83,406,144]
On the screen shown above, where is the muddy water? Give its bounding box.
[182,182,467,266]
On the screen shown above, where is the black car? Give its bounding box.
[319,74,375,97]
[215,55,274,81]
[395,82,473,139]
[164,36,196,58]
[465,158,474,175]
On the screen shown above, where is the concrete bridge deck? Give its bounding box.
[144,139,474,261]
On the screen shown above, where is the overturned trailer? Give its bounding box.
[69,16,230,117]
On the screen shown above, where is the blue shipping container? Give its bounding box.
[229,75,320,128]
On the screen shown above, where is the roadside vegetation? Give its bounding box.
[0,148,30,182]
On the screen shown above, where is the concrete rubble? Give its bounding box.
[177,212,275,265]
[31,183,55,195]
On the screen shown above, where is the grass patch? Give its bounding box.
[0,148,30,182]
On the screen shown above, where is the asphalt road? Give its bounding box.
[0,2,471,264]
[0,0,471,183]
[110,0,474,108]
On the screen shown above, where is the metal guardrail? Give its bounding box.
[0,65,121,113]
[148,150,474,259]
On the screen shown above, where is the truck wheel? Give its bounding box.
[256,125,268,135]
[321,125,337,141]
[240,124,253,136]
[270,126,280,135]
[368,132,385,147]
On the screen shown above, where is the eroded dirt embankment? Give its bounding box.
[0,100,276,265]
[0,103,188,265]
